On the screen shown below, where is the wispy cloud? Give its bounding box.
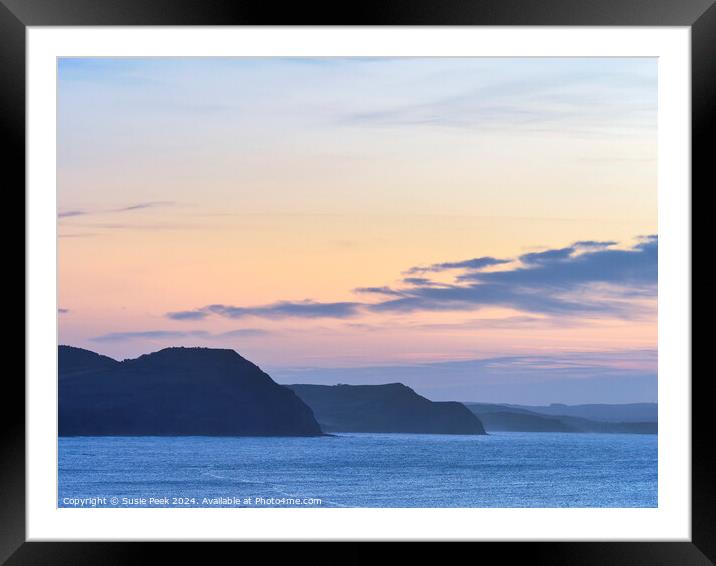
[402,277,434,286]
[90,328,269,342]
[92,330,210,342]
[352,286,405,297]
[404,256,510,275]
[574,240,618,248]
[218,328,271,338]
[341,65,656,137]
[167,300,362,321]
[112,201,175,212]
[165,310,209,321]
[58,201,176,220]
[58,233,98,238]
[75,222,202,232]
[414,315,579,331]
[338,315,584,333]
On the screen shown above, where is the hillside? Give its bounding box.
[288,383,486,435]
[59,346,322,436]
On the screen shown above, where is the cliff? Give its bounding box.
[288,383,486,435]
[59,345,322,436]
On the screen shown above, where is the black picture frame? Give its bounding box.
[4,0,708,562]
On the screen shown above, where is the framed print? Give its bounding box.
[6,0,710,562]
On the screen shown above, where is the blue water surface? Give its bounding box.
[58,432,657,508]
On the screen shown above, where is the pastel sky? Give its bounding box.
[58,57,657,403]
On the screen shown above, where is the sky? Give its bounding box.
[58,57,657,403]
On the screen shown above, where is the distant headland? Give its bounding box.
[288,383,486,435]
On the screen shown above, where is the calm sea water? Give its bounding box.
[58,432,657,508]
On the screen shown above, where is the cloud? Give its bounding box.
[59,233,98,238]
[58,202,192,236]
[112,201,175,212]
[402,277,433,286]
[371,236,657,318]
[352,286,405,297]
[166,310,210,321]
[415,315,575,331]
[367,284,619,317]
[91,330,211,342]
[58,201,176,220]
[404,256,510,275]
[518,240,616,265]
[206,301,361,319]
[573,240,618,249]
[270,349,657,403]
[217,328,271,338]
[341,64,656,137]
[58,211,85,218]
[166,236,657,323]
[78,222,202,232]
[168,300,362,321]
[518,247,574,266]
[90,328,269,342]
[461,236,657,288]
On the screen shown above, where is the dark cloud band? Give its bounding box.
[166,235,657,322]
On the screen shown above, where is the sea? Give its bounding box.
[58,432,657,508]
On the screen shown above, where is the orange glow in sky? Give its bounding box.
[58,58,657,402]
